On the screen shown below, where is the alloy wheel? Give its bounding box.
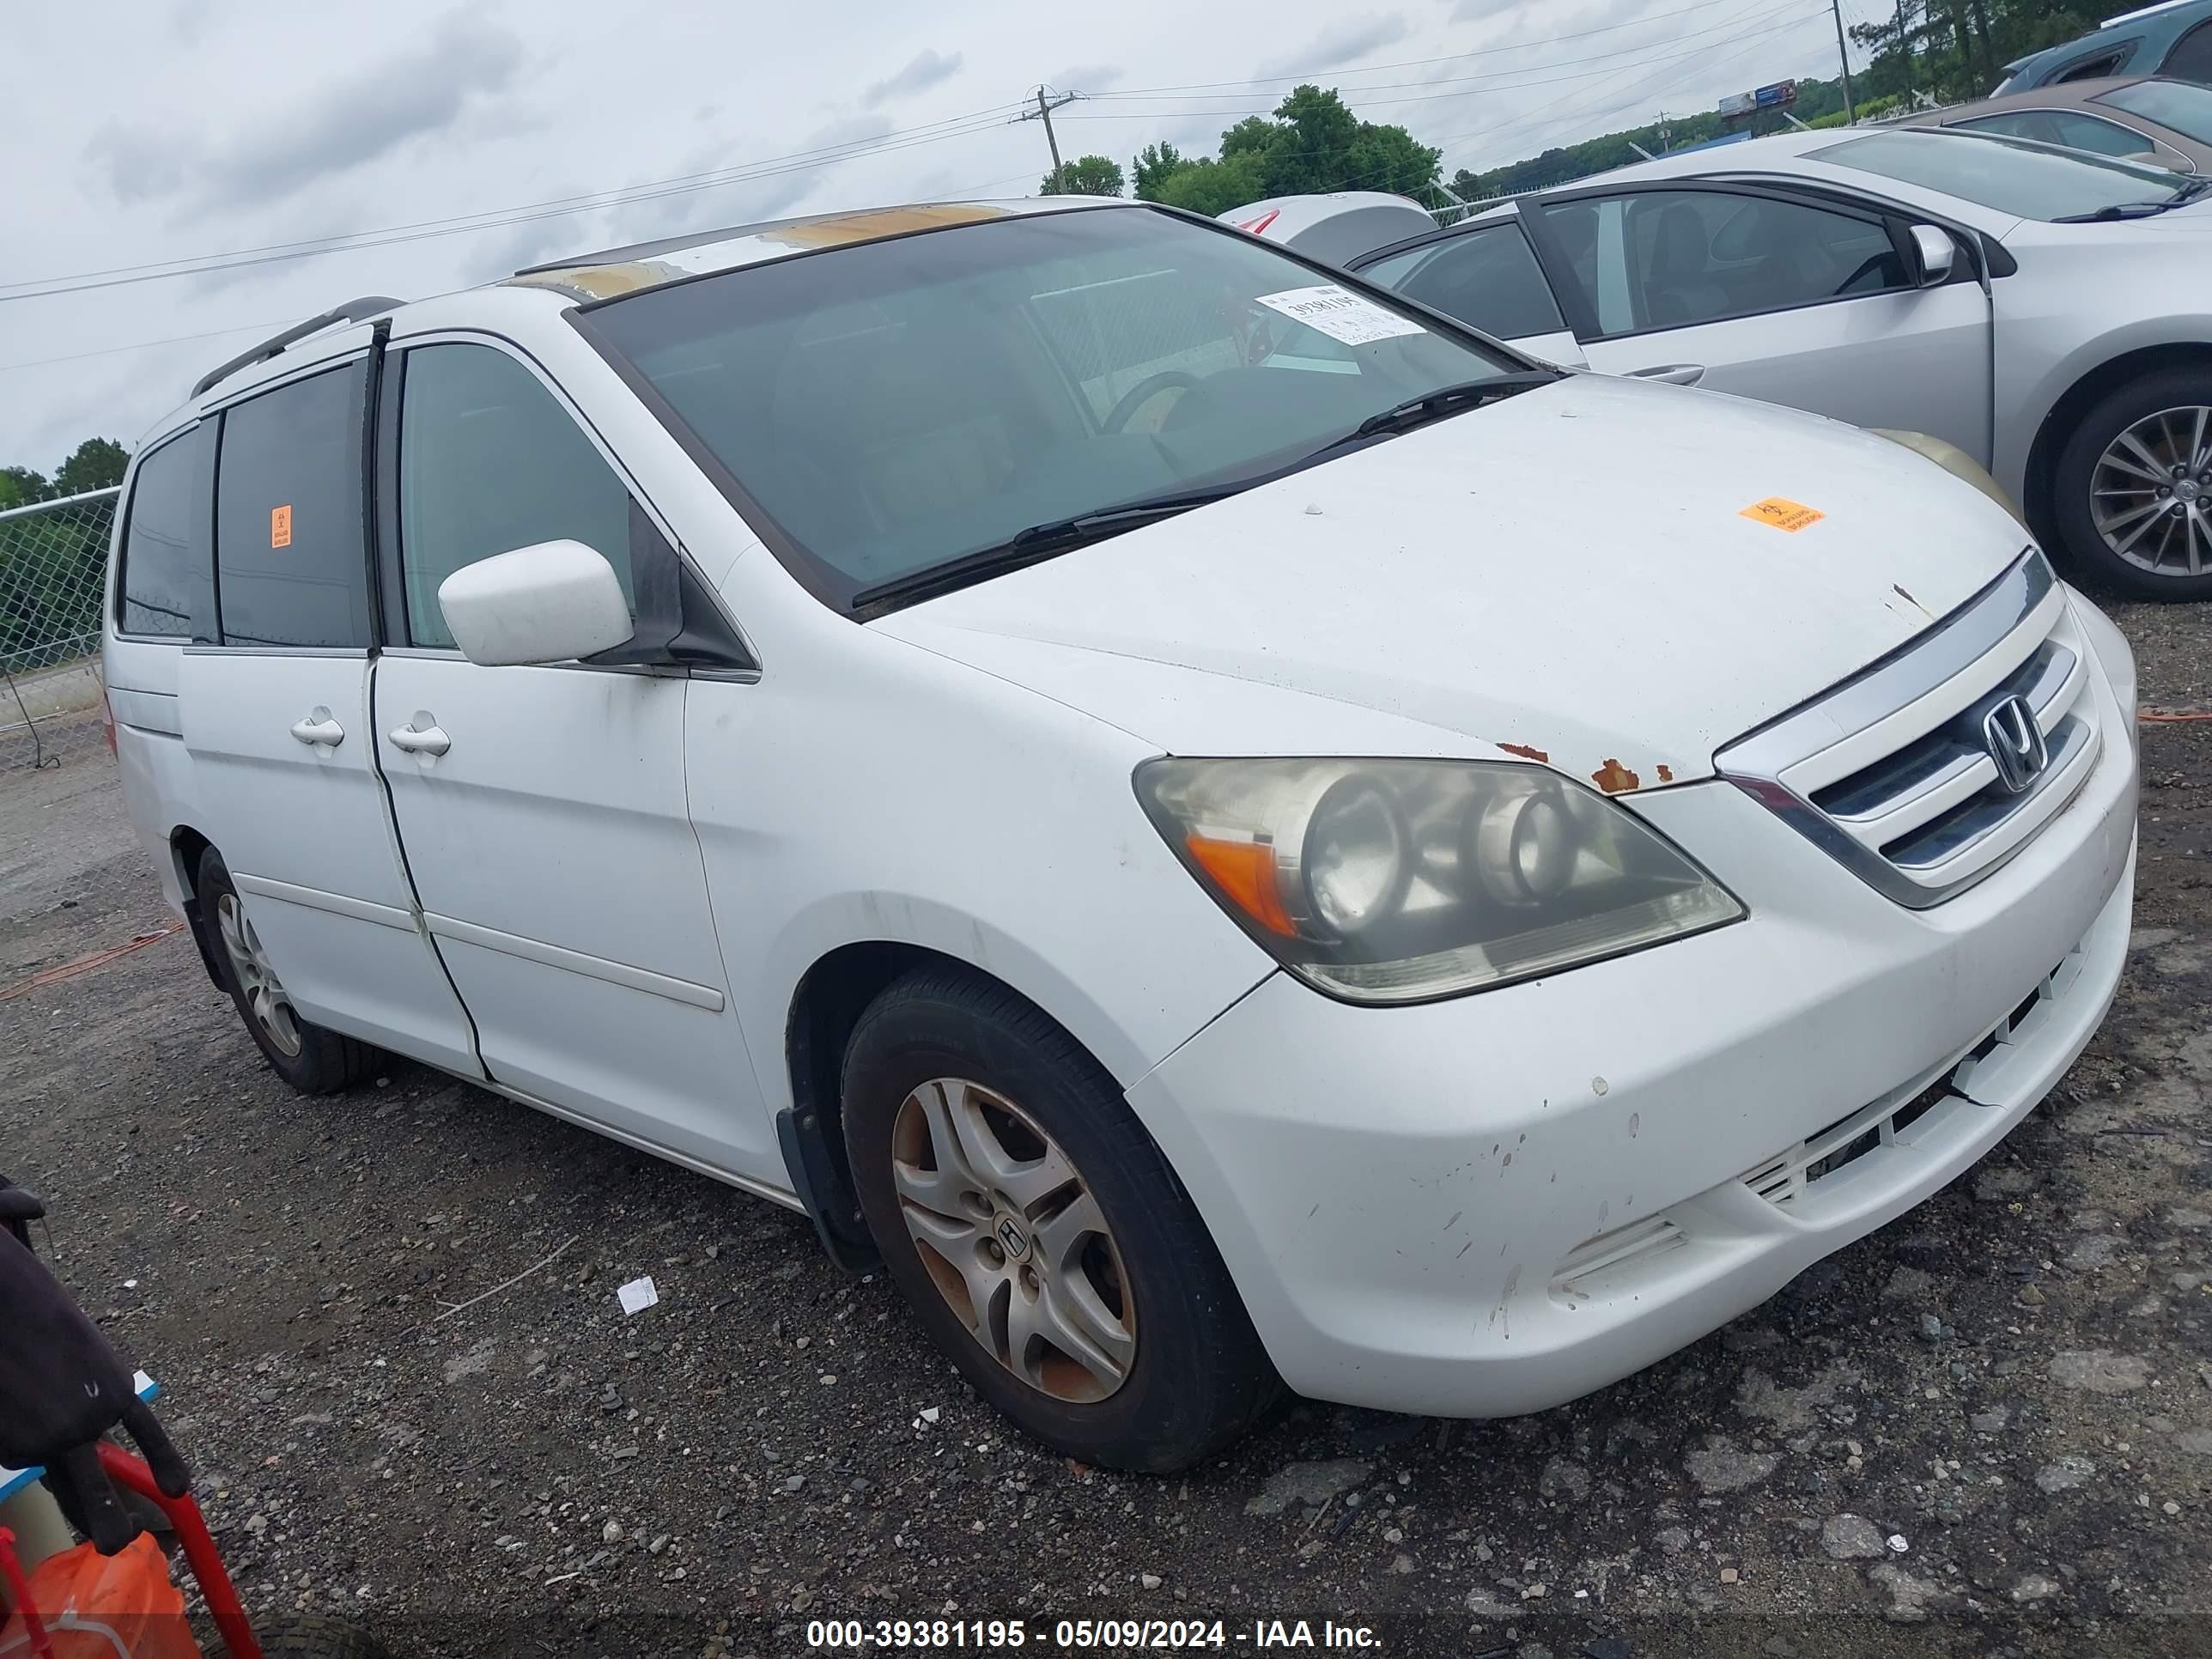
[890,1077,1136,1403]
[2090,404,2212,578]
[215,890,303,1058]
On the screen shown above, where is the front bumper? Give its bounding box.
[1129,659,2137,1419]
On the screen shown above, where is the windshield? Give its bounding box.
[2100,77,2212,144]
[1812,128,2188,218]
[581,207,1523,608]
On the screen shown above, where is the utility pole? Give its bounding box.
[1018,86,1081,191]
[1832,0,1859,125]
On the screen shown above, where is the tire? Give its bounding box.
[2052,366,2212,601]
[195,848,379,1094]
[842,965,1279,1473]
[224,1613,392,1659]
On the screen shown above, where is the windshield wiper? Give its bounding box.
[2054,183,2208,222]
[1302,370,1560,462]
[848,485,1247,611]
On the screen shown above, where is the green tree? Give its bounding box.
[52,438,129,498]
[1131,85,1438,214]
[1041,155,1126,197]
[0,466,51,510]
[1260,86,1362,195]
[1131,142,1186,199]
[1149,150,1270,217]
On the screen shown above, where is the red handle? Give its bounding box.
[93,1444,261,1659]
[0,1525,58,1659]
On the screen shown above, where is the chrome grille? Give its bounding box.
[1717,550,2103,908]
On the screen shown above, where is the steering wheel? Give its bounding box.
[1103,371,1206,434]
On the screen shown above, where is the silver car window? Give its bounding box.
[1813,131,2183,218]
[1537,189,1908,337]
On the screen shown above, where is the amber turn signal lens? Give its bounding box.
[1184,835,1296,937]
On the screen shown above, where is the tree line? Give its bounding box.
[1,439,131,511]
[1042,1,2133,211]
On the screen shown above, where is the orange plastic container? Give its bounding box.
[0,1534,202,1659]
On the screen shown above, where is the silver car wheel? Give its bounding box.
[2091,404,2212,577]
[890,1077,1136,1403]
[215,890,303,1058]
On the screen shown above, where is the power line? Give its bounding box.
[1079,1,1826,107]
[0,103,1026,303]
[1435,8,1844,174]
[1087,0,1789,98]
[1321,0,1834,193]
[0,316,304,376]
[1059,6,1828,125]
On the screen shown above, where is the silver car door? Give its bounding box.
[1528,184,1996,465]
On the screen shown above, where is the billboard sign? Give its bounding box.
[1719,80,1799,117]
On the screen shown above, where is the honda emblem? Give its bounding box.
[1981,695,2048,794]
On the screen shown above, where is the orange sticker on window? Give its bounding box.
[270,504,293,549]
[1740,497,1824,532]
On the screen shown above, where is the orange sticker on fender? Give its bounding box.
[1740,497,1824,532]
[270,504,293,549]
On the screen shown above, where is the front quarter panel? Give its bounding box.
[683,611,1279,1118]
[1993,228,2212,494]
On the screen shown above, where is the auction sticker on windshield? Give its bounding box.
[1255,285,1425,346]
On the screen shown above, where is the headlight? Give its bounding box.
[1136,757,1744,1005]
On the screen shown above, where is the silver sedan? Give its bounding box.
[1322,128,2212,597]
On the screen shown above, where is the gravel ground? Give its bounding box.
[3,599,2209,1659]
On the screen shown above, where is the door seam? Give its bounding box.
[364,651,489,1077]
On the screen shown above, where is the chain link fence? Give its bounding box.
[2,487,118,775]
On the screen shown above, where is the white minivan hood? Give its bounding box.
[876,374,2033,792]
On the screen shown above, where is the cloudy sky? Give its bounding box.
[1,0,1863,475]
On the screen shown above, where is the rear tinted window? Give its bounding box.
[2168,20,2212,82]
[1360,224,1565,340]
[2100,76,2212,143]
[118,425,215,640]
[215,365,373,649]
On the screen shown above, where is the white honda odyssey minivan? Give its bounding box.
[104,198,2139,1471]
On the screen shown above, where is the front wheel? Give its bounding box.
[2053,368,2212,600]
[842,965,1278,1472]
[195,848,380,1094]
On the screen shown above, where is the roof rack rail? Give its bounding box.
[190,296,404,399]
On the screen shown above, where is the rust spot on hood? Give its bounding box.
[1656,763,1674,784]
[1591,758,1641,793]
[1498,742,1550,763]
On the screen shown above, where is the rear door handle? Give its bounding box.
[1627,363,1705,386]
[289,711,344,748]
[388,717,451,757]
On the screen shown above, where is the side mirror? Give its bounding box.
[438,539,634,667]
[1908,224,1957,288]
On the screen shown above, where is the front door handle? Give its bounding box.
[388,716,451,757]
[1627,363,1705,386]
[289,711,344,748]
